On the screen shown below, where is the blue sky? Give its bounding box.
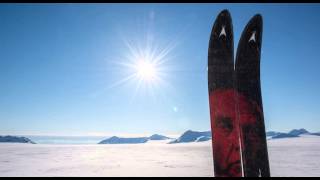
[0,4,320,136]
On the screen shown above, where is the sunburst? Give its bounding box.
[105,33,176,102]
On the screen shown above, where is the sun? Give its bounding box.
[135,60,157,81]
[106,29,178,101]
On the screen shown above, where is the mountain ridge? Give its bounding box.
[98,134,172,144]
[0,136,36,144]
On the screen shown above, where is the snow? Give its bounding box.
[268,135,320,177]
[0,136,320,177]
[0,140,212,177]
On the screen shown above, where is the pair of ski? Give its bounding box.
[208,10,270,177]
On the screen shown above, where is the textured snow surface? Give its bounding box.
[268,135,320,177]
[0,136,319,177]
[0,140,212,177]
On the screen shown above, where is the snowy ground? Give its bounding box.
[0,136,319,177]
[268,135,320,177]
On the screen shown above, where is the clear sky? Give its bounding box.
[0,3,320,136]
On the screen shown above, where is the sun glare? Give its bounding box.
[135,60,157,81]
[106,22,178,101]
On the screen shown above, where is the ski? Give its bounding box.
[235,14,270,177]
[208,9,243,177]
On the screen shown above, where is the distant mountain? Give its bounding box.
[310,133,320,136]
[266,131,282,137]
[288,129,309,136]
[268,128,320,139]
[169,130,211,144]
[148,134,171,140]
[98,133,172,144]
[98,136,148,144]
[98,128,319,144]
[271,133,299,139]
[0,136,36,144]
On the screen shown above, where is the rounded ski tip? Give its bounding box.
[235,13,263,67]
[209,9,233,44]
[248,14,263,29]
[248,14,263,30]
[215,9,232,26]
[252,14,263,22]
[218,9,231,18]
[239,13,263,46]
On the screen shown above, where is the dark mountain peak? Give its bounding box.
[98,136,148,144]
[289,128,309,136]
[169,130,212,144]
[0,136,36,144]
[149,134,170,140]
[109,136,119,139]
[272,133,299,139]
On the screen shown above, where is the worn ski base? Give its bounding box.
[235,14,270,177]
[208,10,242,177]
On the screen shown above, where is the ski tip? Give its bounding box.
[209,9,233,49]
[208,9,234,92]
[248,14,263,31]
[218,9,231,18]
[236,13,263,56]
[244,14,263,45]
[251,14,263,24]
[213,9,232,34]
